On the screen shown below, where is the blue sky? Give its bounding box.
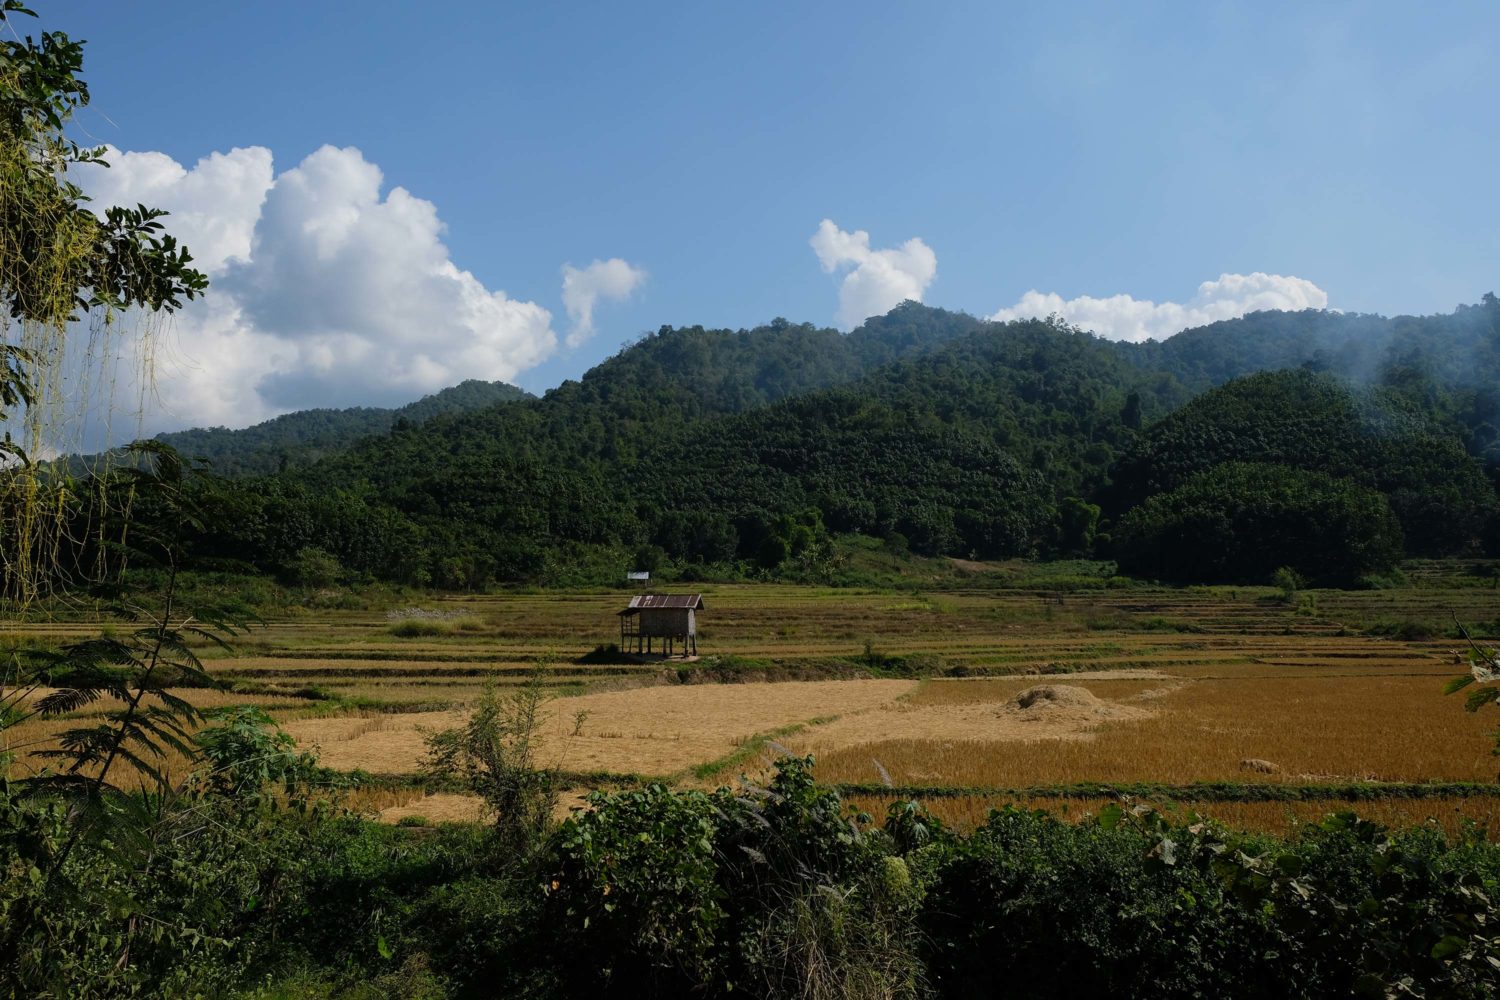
[31,1,1500,428]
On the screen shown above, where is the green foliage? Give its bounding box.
[1057,496,1101,555]
[922,802,1500,998]
[194,706,325,796]
[1,2,210,598]
[284,546,344,588]
[1445,624,1500,764]
[192,310,1174,585]
[1273,565,1306,599]
[6,747,1500,997]
[550,783,725,989]
[1,788,318,996]
[1115,462,1404,585]
[0,0,207,326]
[547,755,923,997]
[1,572,329,999]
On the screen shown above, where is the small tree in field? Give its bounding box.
[423,668,559,856]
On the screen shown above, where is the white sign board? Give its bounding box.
[626,571,650,581]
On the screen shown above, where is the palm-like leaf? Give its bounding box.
[34,686,105,716]
[1466,686,1500,712]
[1444,675,1476,695]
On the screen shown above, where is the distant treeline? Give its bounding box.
[58,379,533,478]
[23,296,1500,590]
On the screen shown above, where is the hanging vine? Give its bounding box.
[0,1,207,608]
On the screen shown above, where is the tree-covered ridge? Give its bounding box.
[1114,461,1406,586]
[148,379,532,476]
[1129,295,1500,393]
[633,317,1191,558]
[1106,368,1499,556]
[513,302,986,460]
[1128,297,1500,471]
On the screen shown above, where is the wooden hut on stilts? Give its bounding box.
[617,594,703,657]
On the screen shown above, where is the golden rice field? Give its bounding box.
[279,679,917,777]
[5,564,1500,832]
[804,672,1498,787]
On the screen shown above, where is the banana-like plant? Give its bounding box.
[1443,619,1500,766]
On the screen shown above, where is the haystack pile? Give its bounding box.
[1002,685,1147,725]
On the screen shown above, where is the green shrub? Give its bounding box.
[919,805,1500,998]
[546,756,923,997]
[1272,565,1306,598]
[423,674,558,856]
[388,619,451,638]
[8,755,1500,998]
[284,546,345,588]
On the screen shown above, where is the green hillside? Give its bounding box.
[149,379,532,475]
[150,296,1497,588]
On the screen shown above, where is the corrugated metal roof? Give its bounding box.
[618,594,704,614]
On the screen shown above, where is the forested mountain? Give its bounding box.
[148,379,532,475]
[1129,294,1500,394]
[143,296,1500,587]
[1106,369,1498,555]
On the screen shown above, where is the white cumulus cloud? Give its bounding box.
[75,146,274,273]
[810,219,937,331]
[69,144,560,433]
[561,258,647,348]
[988,272,1329,342]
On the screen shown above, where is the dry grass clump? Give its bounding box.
[907,676,1172,707]
[1001,684,1150,726]
[341,784,429,814]
[374,792,487,825]
[789,680,1162,773]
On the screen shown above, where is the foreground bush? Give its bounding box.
[5,759,1499,997]
[922,805,1500,997]
[543,767,1500,999]
[545,758,923,998]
